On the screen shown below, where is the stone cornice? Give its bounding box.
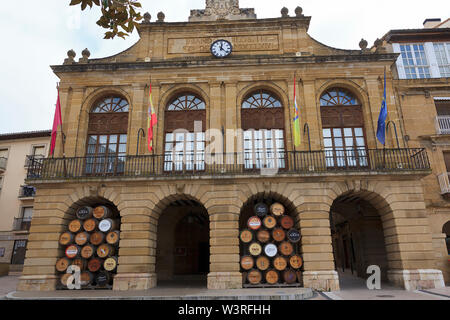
[51,53,399,74]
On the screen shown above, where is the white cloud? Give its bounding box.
[0,0,447,134]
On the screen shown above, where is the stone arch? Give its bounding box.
[316,79,369,108]
[237,81,289,112]
[159,84,210,111]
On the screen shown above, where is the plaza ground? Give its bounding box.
[1,272,448,300]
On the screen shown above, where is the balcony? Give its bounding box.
[438,173,450,195]
[13,218,32,232]
[25,149,431,182]
[25,155,44,168]
[18,185,36,199]
[0,157,6,173]
[436,116,450,135]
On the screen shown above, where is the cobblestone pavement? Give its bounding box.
[0,275,448,300]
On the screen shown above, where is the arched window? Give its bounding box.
[241,90,285,170]
[86,96,129,175]
[164,93,206,172]
[320,88,367,169]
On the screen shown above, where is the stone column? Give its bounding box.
[297,194,340,291]
[208,207,242,290]
[17,188,73,291]
[113,206,157,291]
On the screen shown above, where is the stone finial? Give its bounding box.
[374,38,382,48]
[64,49,76,65]
[157,11,165,22]
[359,38,368,51]
[143,12,151,23]
[79,48,90,64]
[295,6,303,17]
[281,7,289,18]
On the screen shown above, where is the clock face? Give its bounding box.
[211,40,232,58]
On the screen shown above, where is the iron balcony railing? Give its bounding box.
[0,157,7,172]
[436,116,450,135]
[18,185,36,198]
[25,155,44,168]
[26,148,430,181]
[13,218,32,231]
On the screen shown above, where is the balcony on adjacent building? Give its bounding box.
[13,218,32,232]
[25,148,431,182]
[436,116,450,135]
[18,185,36,199]
[0,157,7,173]
[25,155,44,168]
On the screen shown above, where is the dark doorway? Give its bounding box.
[11,240,27,265]
[156,200,209,287]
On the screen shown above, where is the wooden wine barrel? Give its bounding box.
[104,257,118,272]
[96,271,111,287]
[90,231,105,246]
[279,242,294,256]
[272,228,286,242]
[280,215,294,230]
[74,232,90,246]
[68,220,83,233]
[55,257,71,273]
[247,216,262,231]
[289,255,303,269]
[81,244,96,259]
[99,219,119,233]
[83,219,98,233]
[76,206,93,220]
[106,230,120,245]
[97,244,115,259]
[249,242,262,256]
[65,245,80,259]
[60,273,72,287]
[239,230,253,244]
[264,244,278,258]
[270,203,285,216]
[247,270,262,285]
[273,256,288,271]
[262,216,277,229]
[87,257,103,273]
[72,258,87,271]
[265,270,280,285]
[240,256,254,271]
[283,269,297,284]
[59,232,74,246]
[80,271,94,287]
[287,229,301,243]
[256,256,270,271]
[256,230,270,243]
[254,203,269,218]
[93,205,113,220]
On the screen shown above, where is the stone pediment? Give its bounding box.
[189,0,256,22]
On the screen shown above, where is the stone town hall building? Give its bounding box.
[18,1,449,292]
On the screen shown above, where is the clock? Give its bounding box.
[210,39,233,58]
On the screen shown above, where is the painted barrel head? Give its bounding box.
[254,203,269,218]
[264,244,278,257]
[287,229,301,243]
[247,216,262,231]
[249,242,262,256]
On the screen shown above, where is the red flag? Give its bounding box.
[50,89,62,156]
[147,85,158,152]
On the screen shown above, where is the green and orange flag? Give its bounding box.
[293,77,301,147]
[147,84,158,152]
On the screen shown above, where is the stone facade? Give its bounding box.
[17,3,448,292]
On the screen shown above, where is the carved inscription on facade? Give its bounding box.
[168,35,279,54]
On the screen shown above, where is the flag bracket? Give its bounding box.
[386,121,400,149]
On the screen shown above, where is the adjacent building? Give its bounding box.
[0,131,51,275]
[17,1,448,292]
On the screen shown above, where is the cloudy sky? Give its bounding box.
[0,0,447,134]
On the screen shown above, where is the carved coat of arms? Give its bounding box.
[205,0,240,18]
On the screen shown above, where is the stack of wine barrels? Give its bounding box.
[240,202,303,287]
[56,204,120,290]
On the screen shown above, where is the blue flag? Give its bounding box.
[376,71,388,145]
